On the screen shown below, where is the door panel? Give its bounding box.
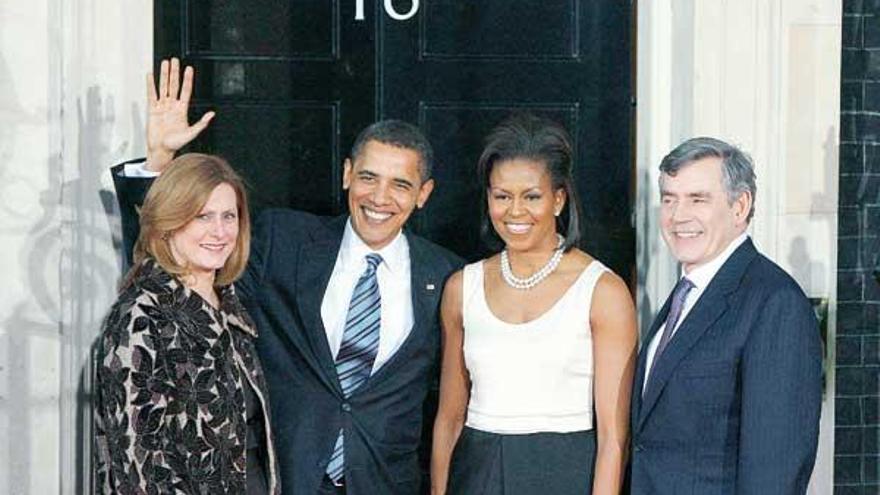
[193,102,340,212]
[156,1,373,215]
[187,1,338,59]
[420,1,579,59]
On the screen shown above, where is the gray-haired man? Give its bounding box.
[629,137,822,494]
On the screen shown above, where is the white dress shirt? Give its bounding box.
[642,233,748,391]
[122,161,159,177]
[320,220,414,373]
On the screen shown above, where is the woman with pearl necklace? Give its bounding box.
[431,113,638,495]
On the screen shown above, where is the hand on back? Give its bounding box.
[146,58,214,172]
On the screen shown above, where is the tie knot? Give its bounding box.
[365,253,383,272]
[673,277,695,300]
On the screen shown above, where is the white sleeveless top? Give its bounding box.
[462,259,608,434]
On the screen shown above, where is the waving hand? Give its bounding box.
[146,58,215,172]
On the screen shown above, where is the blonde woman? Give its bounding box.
[94,154,279,494]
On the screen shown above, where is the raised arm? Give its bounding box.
[590,272,638,494]
[145,57,214,172]
[430,270,469,495]
[112,58,214,267]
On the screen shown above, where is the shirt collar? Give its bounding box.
[681,232,749,290]
[339,218,408,273]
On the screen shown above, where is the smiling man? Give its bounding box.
[247,122,462,495]
[343,139,434,250]
[111,59,463,495]
[629,137,822,494]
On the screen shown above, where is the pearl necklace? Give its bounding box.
[500,234,565,290]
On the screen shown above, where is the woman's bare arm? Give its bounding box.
[590,273,638,494]
[430,271,470,495]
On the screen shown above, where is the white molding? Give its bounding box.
[56,0,152,493]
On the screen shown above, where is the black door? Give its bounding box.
[156,0,633,280]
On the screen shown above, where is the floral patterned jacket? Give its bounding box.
[93,259,280,494]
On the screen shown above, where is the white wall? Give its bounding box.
[0,1,149,492]
[636,0,840,492]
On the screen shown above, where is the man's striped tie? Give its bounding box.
[326,253,383,482]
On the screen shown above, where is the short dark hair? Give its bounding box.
[476,113,581,251]
[659,136,757,222]
[349,119,434,181]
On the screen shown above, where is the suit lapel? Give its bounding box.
[636,239,758,431]
[294,216,347,394]
[632,296,672,423]
[359,232,442,389]
[406,233,442,344]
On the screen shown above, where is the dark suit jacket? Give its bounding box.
[630,239,822,495]
[112,163,464,494]
[111,159,154,269]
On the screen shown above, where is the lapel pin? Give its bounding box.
[426,284,435,291]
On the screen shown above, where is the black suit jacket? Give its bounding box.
[112,163,464,494]
[111,159,154,269]
[630,239,822,494]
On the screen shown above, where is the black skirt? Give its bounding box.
[243,378,270,494]
[448,427,596,495]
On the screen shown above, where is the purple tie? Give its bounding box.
[647,277,695,381]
